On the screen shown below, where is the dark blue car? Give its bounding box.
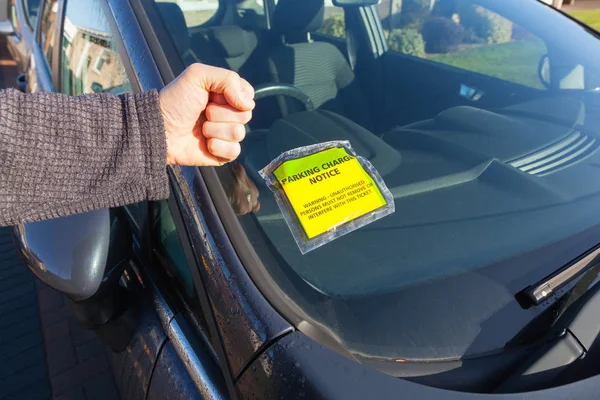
[6,0,600,398]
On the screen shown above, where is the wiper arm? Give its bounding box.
[518,246,600,307]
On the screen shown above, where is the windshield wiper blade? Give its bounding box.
[518,247,600,307]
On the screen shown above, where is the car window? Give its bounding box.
[9,0,20,35]
[39,0,58,70]
[272,0,345,38]
[156,0,219,27]
[378,0,547,89]
[317,3,345,38]
[153,200,196,300]
[149,0,600,383]
[24,0,39,28]
[59,0,131,96]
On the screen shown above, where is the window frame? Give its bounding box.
[23,0,40,30]
[9,0,21,39]
[35,0,63,89]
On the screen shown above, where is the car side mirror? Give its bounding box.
[13,209,131,301]
[13,209,137,351]
[0,20,14,36]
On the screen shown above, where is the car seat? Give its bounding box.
[267,0,373,130]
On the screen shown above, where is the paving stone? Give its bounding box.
[39,305,72,327]
[0,303,39,328]
[0,362,47,398]
[68,316,97,346]
[4,379,51,400]
[0,263,30,280]
[37,288,65,313]
[0,281,35,304]
[75,337,107,363]
[53,386,85,400]
[42,320,70,343]
[0,316,41,345]
[83,370,120,400]
[51,354,109,396]
[0,293,37,318]
[45,334,77,378]
[0,271,32,290]
[0,345,45,378]
[0,330,43,360]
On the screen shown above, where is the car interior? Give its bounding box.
[149,0,600,393]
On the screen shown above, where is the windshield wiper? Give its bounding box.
[518,246,600,308]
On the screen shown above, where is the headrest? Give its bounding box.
[272,0,324,38]
[156,3,190,53]
[210,26,251,58]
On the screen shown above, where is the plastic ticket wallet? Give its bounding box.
[259,140,395,254]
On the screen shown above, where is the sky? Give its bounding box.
[64,0,110,33]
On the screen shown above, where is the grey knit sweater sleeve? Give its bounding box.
[0,89,169,226]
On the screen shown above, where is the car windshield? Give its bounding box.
[151,0,600,371]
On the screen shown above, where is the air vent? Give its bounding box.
[509,130,599,176]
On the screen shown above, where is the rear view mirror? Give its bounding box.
[333,0,379,6]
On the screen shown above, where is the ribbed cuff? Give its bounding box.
[133,90,170,201]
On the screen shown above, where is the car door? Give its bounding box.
[54,1,228,398]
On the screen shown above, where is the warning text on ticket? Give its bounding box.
[273,147,387,239]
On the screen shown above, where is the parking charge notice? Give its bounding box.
[273,147,387,239]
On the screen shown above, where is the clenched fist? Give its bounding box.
[160,63,255,166]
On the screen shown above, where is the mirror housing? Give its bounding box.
[13,209,137,351]
[333,0,379,6]
[13,209,131,301]
[0,20,14,36]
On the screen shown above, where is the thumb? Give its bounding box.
[187,63,255,111]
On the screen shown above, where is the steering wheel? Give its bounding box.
[253,83,315,111]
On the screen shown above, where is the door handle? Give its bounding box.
[16,73,27,92]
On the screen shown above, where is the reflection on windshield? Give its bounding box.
[62,0,131,96]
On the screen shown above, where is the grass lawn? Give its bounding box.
[429,39,547,89]
[568,10,600,31]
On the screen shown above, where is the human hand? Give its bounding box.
[159,63,255,166]
[224,163,260,216]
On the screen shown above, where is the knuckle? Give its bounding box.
[228,143,241,159]
[225,70,240,85]
[232,124,246,141]
[186,63,203,75]
[202,121,213,137]
[241,110,252,123]
[205,104,217,121]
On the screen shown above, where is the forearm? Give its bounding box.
[0,89,169,226]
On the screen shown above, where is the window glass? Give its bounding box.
[272,0,345,38]
[156,0,219,27]
[9,0,20,34]
[39,0,58,70]
[317,3,345,38]
[153,200,196,300]
[378,0,546,88]
[60,0,131,96]
[24,0,40,28]
[150,0,600,386]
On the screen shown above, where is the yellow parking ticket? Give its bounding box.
[260,141,394,254]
